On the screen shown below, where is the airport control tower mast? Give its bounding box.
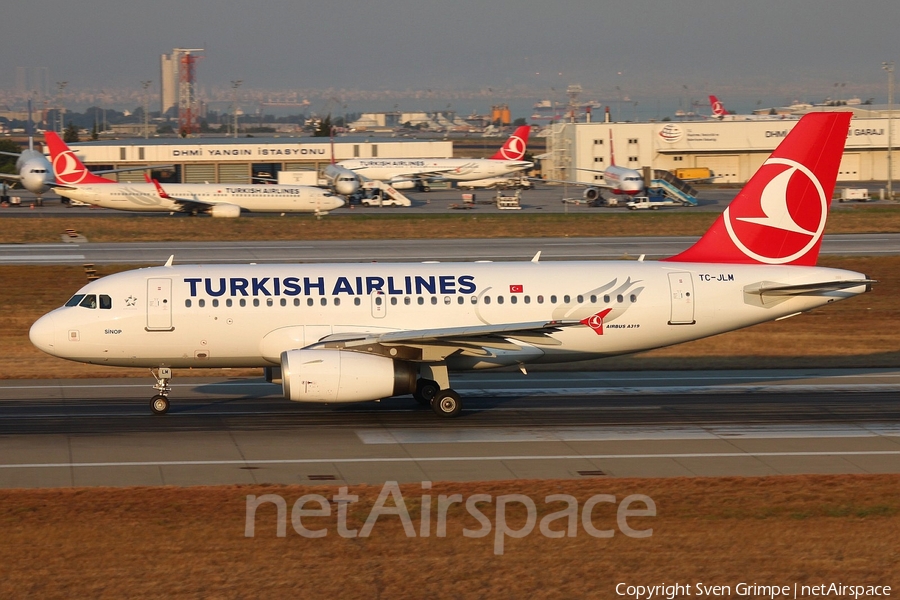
[175,48,204,136]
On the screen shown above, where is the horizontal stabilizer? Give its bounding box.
[744,279,876,297]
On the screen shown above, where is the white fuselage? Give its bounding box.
[338,158,533,183]
[54,183,344,213]
[603,165,644,195]
[30,260,866,371]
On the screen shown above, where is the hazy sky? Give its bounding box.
[4,0,899,108]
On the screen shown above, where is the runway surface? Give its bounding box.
[1,369,898,488]
[2,233,898,265]
[2,187,890,219]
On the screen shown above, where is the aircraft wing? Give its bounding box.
[311,318,588,360]
[533,176,613,189]
[140,178,227,213]
[348,166,457,179]
[94,164,175,176]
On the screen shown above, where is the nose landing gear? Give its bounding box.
[150,367,172,415]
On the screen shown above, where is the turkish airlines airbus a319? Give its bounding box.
[30,113,872,417]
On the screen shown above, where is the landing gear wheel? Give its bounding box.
[431,390,462,418]
[150,394,170,415]
[414,379,440,406]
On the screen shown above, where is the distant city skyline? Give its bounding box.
[2,0,897,120]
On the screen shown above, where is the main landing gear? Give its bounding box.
[414,365,463,418]
[150,367,172,415]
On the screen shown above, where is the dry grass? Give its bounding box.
[2,203,900,244]
[3,256,898,379]
[1,475,898,598]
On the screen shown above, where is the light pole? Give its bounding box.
[231,80,242,138]
[141,81,152,139]
[55,81,67,134]
[883,62,895,200]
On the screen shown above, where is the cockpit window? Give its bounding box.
[65,294,86,307]
[99,295,112,309]
[79,294,97,309]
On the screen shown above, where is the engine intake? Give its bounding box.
[281,349,417,403]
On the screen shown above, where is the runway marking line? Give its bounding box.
[2,451,900,470]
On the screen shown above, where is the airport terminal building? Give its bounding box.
[60,108,898,186]
[64,137,454,184]
[543,107,900,185]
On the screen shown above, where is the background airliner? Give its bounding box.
[575,130,644,202]
[0,103,171,200]
[337,125,534,190]
[45,132,344,217]
[30,113,871,418]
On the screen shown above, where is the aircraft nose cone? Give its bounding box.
[29,312,59,356]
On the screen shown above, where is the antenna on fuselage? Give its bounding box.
[164,255,174,267]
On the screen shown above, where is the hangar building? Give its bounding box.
[61,137,453,184]
[543,107,900,185]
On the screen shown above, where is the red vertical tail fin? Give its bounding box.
[709,95,726,118]
[608,130,617,166]
[664,112,851,266]
[45,131,114,185]
[489,125,531,160]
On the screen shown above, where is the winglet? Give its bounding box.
[663,112,851,266]
[150,178,172,199]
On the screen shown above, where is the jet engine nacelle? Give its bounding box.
[387,179,417,190]
[583,187,601,202]
[281,349,417,403]
[210,203,242,218]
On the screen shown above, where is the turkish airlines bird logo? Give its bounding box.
[724,157,827,264]
[580,308,612,336]
[53,151,89,185]
[498,135,526,160]
[712,100,725,116]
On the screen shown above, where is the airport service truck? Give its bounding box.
[838,188,870,202]
[626,196,678,210]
